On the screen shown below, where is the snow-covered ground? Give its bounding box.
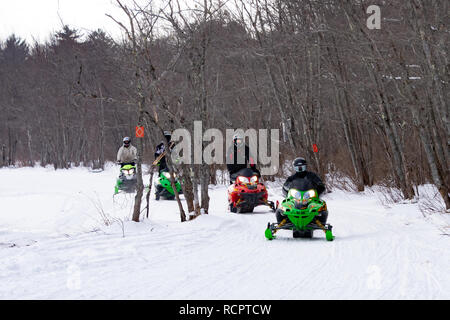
[0,165,449,299]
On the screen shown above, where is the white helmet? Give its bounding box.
[123,137,131,144]
[233,133,244,147]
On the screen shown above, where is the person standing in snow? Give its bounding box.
[116,137,137,167]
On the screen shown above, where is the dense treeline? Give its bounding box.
[0,0,448,215]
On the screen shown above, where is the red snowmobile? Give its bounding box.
[227,168,276,213]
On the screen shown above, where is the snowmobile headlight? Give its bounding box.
[288,189,301,199]
[303,189,316,200]
[237,176,249,184]
[163,172,171,179]
[250,176,258,184]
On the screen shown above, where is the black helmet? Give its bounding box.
[293,157,307,173]
[163,131,171,142]
[123,137,131,145]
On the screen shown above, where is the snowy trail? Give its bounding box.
[0,166,449,299]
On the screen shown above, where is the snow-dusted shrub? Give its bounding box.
[416,184,448,215]
[325,166,357,192]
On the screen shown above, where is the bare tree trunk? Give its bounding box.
[200,164,210,214]
[193,167,201,215]
[1,144,5,167]
[165,140,187,222]
[98,85,105,169]
[27,128,34,167]
[132,98,145,222]
[145,169,155,219]
[180,164,195,214]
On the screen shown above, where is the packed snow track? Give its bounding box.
[0,166,449,299]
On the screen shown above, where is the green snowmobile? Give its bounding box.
[114,164,137,195]
[265,188,334,241]
[154,170,182,200]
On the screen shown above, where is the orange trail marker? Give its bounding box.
[136,126,144,138]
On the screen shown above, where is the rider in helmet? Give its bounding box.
[282,157,325,197]
[277,157,327,226]
[226,133,260,184]
[154,131,176,200]
[116,137,137,167]
[154,131,174,173]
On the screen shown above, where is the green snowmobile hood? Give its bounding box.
[155,171,181,195]
[280,189,326,230]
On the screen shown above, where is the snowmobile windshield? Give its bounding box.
[235,168,256,178]
[289,178,316,192]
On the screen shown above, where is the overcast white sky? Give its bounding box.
[0,0,126,43]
